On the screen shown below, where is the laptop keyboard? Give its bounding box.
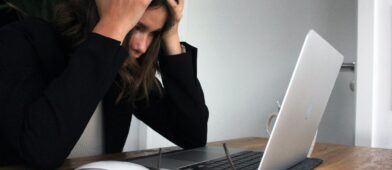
[179,151,263,170]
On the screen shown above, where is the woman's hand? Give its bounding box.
[93,0,152,43]
[162,0,185,55]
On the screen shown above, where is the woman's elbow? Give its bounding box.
[192,137,207,148]
[182,138,207,150]
[182,125,208,149]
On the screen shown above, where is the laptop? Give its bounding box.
[128,30,344,170]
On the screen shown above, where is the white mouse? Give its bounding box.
[75,160,149,170]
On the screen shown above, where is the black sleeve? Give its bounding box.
[133,42,209,149]
[0,23,127,169]
[102,80,134,153]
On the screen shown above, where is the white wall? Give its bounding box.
[372,0,392,149]
[356,0,375,148]
[309,0,357,145]
[356,0,392,149]
[124,0,358,150]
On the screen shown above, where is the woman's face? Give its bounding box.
[127,6,168,60]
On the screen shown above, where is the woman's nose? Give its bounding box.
[132,33,149,54]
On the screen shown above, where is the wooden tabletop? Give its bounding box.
[2,137,392,169]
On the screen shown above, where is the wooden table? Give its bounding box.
[2,137,392,169]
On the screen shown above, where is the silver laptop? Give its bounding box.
[129,30,344,170]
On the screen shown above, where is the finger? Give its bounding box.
[178,0,184,8]
[167,0,178,7]
[146,0,153,6]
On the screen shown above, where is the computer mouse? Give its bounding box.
[75,160,149,170]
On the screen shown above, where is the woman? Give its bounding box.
[0,0,208,169]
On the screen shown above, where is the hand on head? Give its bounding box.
[162,0,185,55]
[93,0,186,55]
[93,0,153,43]
[165,0,184,34]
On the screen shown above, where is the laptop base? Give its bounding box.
[129,149,323,170]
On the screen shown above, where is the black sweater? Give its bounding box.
[0,19,208,169]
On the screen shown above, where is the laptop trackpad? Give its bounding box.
[164,150,224,162]
[130,151,224,169]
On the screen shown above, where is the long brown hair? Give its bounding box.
[53,0,175,104]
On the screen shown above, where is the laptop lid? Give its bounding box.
[258,30,344,169]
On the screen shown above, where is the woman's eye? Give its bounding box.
[135,25,142,31]
[150,31,160,37]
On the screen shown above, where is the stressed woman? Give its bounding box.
[0,0,208,169]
